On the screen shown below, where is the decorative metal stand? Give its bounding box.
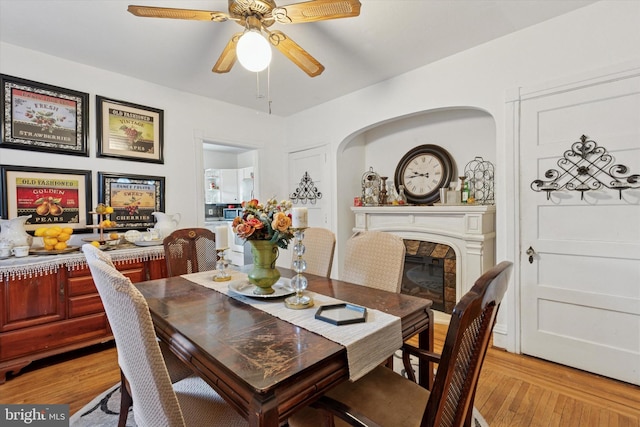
[464,157,495,205]
[213,248,231,282]
[290,172,323,204]
[531,135,640,200]
[285,228,313,309]
[361,167,381,206]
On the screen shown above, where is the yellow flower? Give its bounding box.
[272,212,291,232]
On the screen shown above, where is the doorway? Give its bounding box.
[517,66,640,385]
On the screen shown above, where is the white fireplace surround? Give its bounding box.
[352,205,496,313]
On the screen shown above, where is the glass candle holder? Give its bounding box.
[285,228,314,309]
[213,248,231,282]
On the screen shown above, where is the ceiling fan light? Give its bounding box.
[237,31,272,72]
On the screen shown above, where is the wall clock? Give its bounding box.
[394,144,455,205]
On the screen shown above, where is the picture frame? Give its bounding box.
[96,96,164,163]
[0,165,93,232]
[98,172,165,230]
[0,74,89,156]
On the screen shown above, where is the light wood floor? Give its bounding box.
[1,324,638,426]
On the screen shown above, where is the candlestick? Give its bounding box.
[285,228,313,309]
[291,207,308,229]
[215,225,229,249]
[213,248,231,282]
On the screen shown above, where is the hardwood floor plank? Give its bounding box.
[1,323,639,426]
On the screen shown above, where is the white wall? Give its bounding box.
[0,42,285,229]
[283,0,640,351]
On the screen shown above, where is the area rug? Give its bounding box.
[70,360,489,427]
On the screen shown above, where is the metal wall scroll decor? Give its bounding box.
[290,171,322,204]
[464,157,495,205]
[531,135,640,200]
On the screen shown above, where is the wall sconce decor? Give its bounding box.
[290,171,322,204]
[531,135,640,200]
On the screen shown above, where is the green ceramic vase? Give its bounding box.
[247,240,280,295]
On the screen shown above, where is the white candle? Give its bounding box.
[291,207,308,228]
[215,225,229,249]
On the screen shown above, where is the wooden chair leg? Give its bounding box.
[118,370,133,427]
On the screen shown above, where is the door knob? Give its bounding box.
[526,246,536,264]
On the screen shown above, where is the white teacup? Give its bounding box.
[0,247,11,257]
[11,245,30,257]
[147,228,160,240]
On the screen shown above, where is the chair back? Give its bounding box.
[163,228,218,277]
[82,244,186,426]
[342,231,406,292]
[291,227,336,277]
[423,261,513,427]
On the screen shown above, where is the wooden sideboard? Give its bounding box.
[0,248,167,383]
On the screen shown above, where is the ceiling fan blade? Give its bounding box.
[212,33,242,74]
[267,30,324,77]
[127,5,229,22]
[272,0,361,24]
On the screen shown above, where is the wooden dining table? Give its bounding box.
[135,268,433,427]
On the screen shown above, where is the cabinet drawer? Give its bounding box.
[68,265,146,297]
[68,294,104,318]
[0,314,110,362]
[67,275,97,297]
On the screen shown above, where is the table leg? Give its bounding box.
[418,308,434,389]
[249,394,279,427]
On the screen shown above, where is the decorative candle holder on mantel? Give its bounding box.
[285,228,314,309]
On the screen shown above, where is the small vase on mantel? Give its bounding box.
[247,240,280,295]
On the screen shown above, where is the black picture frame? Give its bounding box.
[96,96,164,164]
[98,172,165,230]
[0,164,93,232]
[0,74,89,156]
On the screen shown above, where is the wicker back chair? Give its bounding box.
[289,261,513,427]
[81,244,246,427]
[342,231,406,293]
[291,227,336,277]
[163,228,218,277]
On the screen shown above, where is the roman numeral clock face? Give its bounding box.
[394,145,454,205]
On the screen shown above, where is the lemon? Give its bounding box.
[44,237,59,247]
[44,244,55,251]
[54,241,67,250]
[105,206,114,214]
[44,228,61,237]
[90,241,100,248]
[62,227,74,235]
[57,233,70,242]
[34,227,48,237]
[109,232,119,240]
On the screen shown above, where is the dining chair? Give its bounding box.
[341,231,406,292]
[288,260,513,427]
[82,244,247,427]
[291,227,336,277]
[163,227,218,277]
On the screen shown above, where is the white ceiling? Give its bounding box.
[0,0,597,117]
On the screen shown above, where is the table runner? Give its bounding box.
[184,270,403,381]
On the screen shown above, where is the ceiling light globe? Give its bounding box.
[237,31,272,72]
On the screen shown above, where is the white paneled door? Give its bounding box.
[519,69,640,385]
[288,146,330,227]
[277,146,330,269]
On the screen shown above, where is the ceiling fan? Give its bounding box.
[128,0,362,77]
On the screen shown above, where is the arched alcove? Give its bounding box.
[335,107,496,279]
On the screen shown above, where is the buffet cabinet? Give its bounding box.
[0,253,167,383]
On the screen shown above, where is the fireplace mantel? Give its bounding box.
[352,205,496,306]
